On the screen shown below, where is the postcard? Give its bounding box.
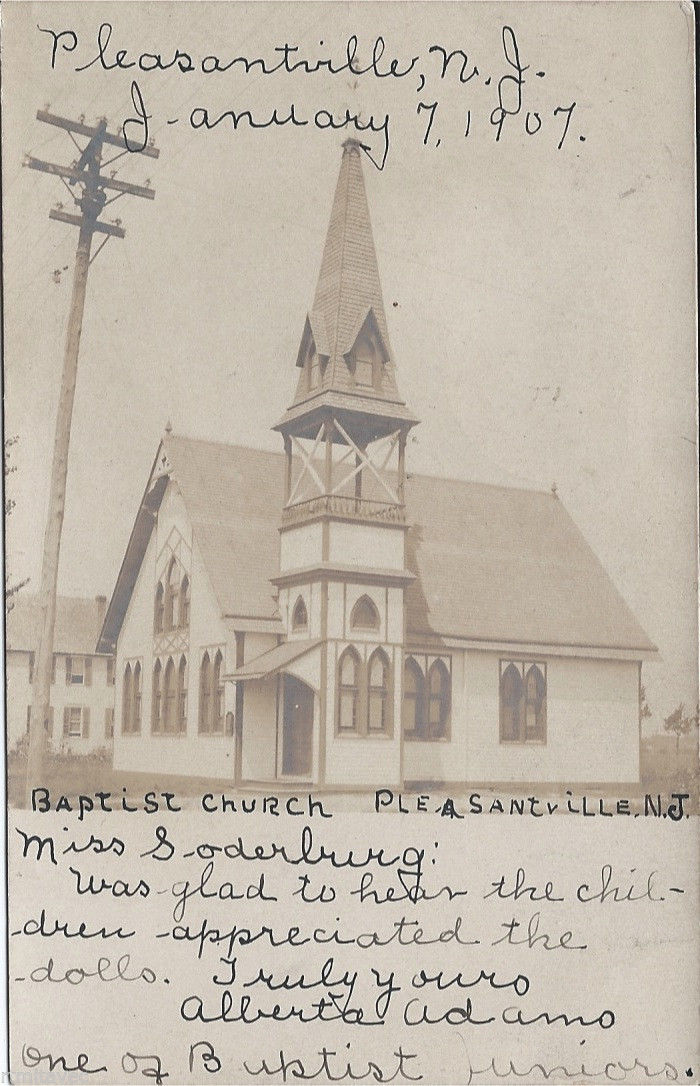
[2,2,698,1082]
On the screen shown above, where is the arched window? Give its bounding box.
[367,649,391,734]
[350,594,380,632]
[179,576,190,628]
[213,650,224,734]
[132,661,142,732]
[337,647,361,732]
[164,558,179,631]
[402,657,425,739]
[154,582,164,634]
[122,663,132,733]
[427,660,451,739]
[199,652,211,733]
[152,659,162,733]
[177,656,187,733]
[163,657,176,733]
[500,663,523,741]
[524,664,546,741]
[291,596,308,632]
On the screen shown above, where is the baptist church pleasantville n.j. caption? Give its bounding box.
[96,138,656,791]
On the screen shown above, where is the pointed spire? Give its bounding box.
[275,141,417,435]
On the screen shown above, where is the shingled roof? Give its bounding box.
[275,140,417,432]
[7,594,109,655]
[98,433,656,657]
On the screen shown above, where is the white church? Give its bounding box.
[97,139,656,791]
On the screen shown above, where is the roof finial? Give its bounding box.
[164,419,173,435]
[342,137,364,154]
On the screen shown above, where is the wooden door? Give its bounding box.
[282,675,314,776]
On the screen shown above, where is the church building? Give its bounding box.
[97,139,656,790]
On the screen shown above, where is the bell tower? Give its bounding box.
[272,139,418,788]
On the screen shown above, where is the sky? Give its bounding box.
[2,1,697,733]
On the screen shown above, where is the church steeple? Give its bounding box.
[274,139,417,440]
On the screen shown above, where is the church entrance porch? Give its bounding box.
[281,674,314,777]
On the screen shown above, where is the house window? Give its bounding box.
[199,649,225,734]
[499,660,547,743]
[402,655,451,741]
[133,662,142,731]
[154,582,165,634]
[213,650,224,733]
[337,647,361,732]
[199,652,211,733]
[63,706,88,739]
[105,707,114,739]
[106,656,115,686]
[66,655,91,685]
[28,652,34,684]
[291,596,308,632]
[350,594,380,632]
[164,559,179,630]
[122,663,133,732]
[402,657,425,739]
[367,648,391,734]
[353,326,379,389]
[163,657,177,733]
[180,576,190,628]
[152,659,162,733]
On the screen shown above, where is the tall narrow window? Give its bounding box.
[213,650,224,734]
[500,663,523,741]
[291,596,308,632]
[163,657,176,733]
[367,649,391,734]
[524,664,546,741]
[132,661,142,732]
[199,652,211,733]
[154,582,164,634]
[350,594,380,632]
[122,663,132,734]
[427,660,451,739]
[337,648,360,732]
[180,576,190,628]
[152,660,162,733]
[402,657,424,739]
[178,656,188,733]
[164,559,179,630]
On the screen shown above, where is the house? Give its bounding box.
[97,139,657,790]
[6,594,116,753]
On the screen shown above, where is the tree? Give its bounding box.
[4,435,29,622]
[663,702,699,757]
[639,684,652,726]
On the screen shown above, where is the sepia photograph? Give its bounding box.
[2,2,698,1082]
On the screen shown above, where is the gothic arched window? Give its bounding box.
[178,656,187,733]
[402,657,424,739]
[291,596,308,632]
[164,558,179,631]
[199,652,211,733]
[163,657,176,733]
[367,648,391,734]
[500,663,523,741]
[152,659,162,733]
[337,647,361,733]
[427,659,451,739]
[132,661,142,732]
[350,594,380,632]
[213,650,224,734]
[524,664,546,741]
[180,576,190,628]
[154,582,164,634]
[122,663,132,734]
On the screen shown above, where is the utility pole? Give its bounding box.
[23,110,159,806]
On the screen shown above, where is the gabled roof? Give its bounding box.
[277,140,417,431]
[98,433,656,657]
[226,638,321,682]
[7,594,109,656]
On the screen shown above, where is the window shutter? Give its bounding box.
[28,652,34,684]
[47,707,54,738]
[63,706,70,736]
[65,656,72,685]
[26,706,31,733]
[51,655,56,684]
[84,657,92,687]
[82,707,90,739]
[225,711,234,737]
